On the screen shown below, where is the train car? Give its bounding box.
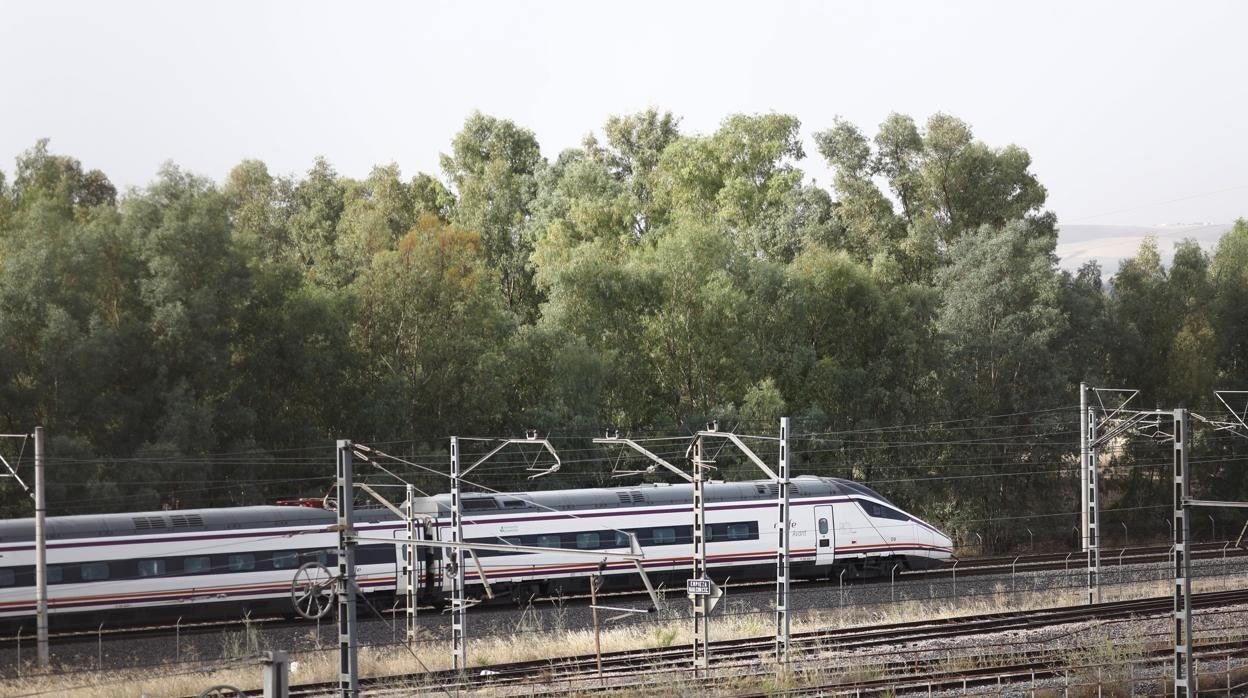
[0,475,951,629]
[0,505,406,630]
[418,475,953,601]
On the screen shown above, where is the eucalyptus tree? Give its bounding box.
[286,157,346,284]
[815,113,1047,272]
[223,159,291,265]
[932,218,1068,548]
[656,113,809,260]
[441,112,543,317]
[589,108,681,237]
[1211,219,1248,384]
[334,163,416,283]
[410,172,455,223]
[936,218,1067,414]
[1105,238,1190,403]
[1164,240,1216,404]
[123,164,254,454]
[0,143,146,454]
[350,214,514,442]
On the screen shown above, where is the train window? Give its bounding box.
[227,554,256,572]
[858,500,909,522]
[536,534,561,549]
[357,544,394,566]
[47,565,63,584]
[613,532,631,548]
[184,557,211,574]
[575,532,600,549]
[653,528,676,545]
[0,569,13,586]
[727,523,750,541]
[818,519,829,535]
[678,526,694,545]
[272,552,299,570]
[81,562,109,581]
[137,559,166,577]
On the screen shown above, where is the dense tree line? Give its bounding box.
[1,111,1245,551]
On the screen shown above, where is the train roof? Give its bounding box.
[414,475,894,517]
[0,505,339,543]
[0,476,895,541]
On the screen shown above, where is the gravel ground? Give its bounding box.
[6,554,1248,681]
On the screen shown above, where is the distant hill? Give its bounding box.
[1055,223,1234,274]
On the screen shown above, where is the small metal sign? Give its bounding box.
[687,577,724,613]
[686,577,713,596]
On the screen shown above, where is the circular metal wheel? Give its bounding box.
[291,561,336,619]
[198,685,243,698]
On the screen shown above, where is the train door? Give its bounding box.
[814,505,836,565]
[422,521,439,596]
[391,529,411,593]
[392,523,437,598]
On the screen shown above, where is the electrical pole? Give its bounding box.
[34,426,48,669]
[691,434,709,674]
[449,436,466,674]
[774,417,790,666]
[335,440,359,698]
[1079,383,1088,552]
[1086,406,1101,604]
[404,483,417,648]
[1172,409,1193,697]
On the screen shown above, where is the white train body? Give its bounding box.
[0,507,401,623]
[425,476,952,597]
[0,476,951,627]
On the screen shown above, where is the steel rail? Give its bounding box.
[211,587,1248,698]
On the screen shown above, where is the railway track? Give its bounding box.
[724,639,1248,697]
[246,587,1248,697]
[5,541,1242,647]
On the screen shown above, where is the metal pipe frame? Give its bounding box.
[460,435,562,480]
[591,435,693,482]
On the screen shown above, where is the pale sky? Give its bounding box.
[2,0,1245,231]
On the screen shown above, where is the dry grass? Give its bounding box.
[2,574,1242,697]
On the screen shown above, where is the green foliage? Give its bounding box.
[0,117,1243,544]
[936,218,1066,413]
[442,112,543,317]
[351,215,513,438]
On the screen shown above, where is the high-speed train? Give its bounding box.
[0,476,952,629]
